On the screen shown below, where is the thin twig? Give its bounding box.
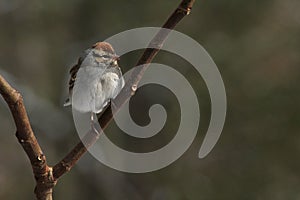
[53,0,196,180]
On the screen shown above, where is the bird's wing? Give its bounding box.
[64,50,88,106]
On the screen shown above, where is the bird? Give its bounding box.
[64,42,125,131]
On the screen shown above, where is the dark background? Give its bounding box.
[1,0,299,199]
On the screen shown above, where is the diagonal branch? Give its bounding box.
[53,0,196,180]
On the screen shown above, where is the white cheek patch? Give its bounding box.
[113,60,118,65]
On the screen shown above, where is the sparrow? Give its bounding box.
[64,42,124,126]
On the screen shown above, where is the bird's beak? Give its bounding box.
[112,55,120,66]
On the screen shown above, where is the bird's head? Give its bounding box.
[92,42,119,66]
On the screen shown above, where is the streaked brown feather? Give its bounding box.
[92,42,115,54]
[68,57,83,94]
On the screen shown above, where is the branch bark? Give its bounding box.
[0,75,55,200]
[0,0,196,199]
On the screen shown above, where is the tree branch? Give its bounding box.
[0,75,55,200]
[53,0,196,180]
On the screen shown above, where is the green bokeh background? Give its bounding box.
[1,0,299,199]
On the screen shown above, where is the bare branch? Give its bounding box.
[0,75,56,200]
[53,0,196,180]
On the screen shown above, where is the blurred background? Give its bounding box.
[1,0,300,199]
